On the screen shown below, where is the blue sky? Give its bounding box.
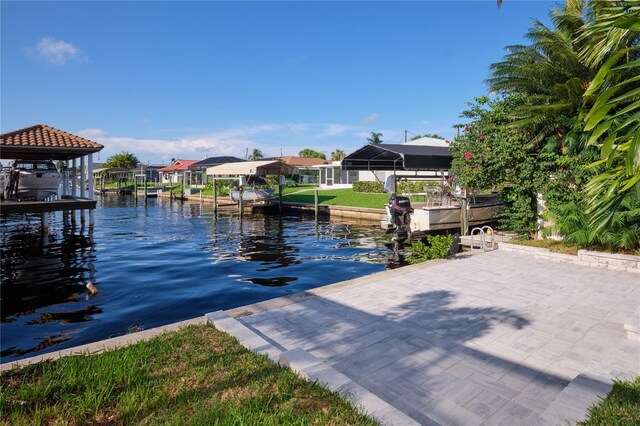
[2,1,559,164]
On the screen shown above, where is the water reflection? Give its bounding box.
[1,197,396,362]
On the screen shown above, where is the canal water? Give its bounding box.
[1,196,398,362]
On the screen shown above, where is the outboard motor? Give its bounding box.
[388,195,413,244]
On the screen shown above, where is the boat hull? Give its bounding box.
[16,170,61,200]
[230,188,275,203]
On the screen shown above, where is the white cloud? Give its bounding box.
[78,128,257,163]
[32,37,83,65]
[361,113,380,124]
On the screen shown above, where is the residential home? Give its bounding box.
[188,156,246,185]
[158,159,198,184]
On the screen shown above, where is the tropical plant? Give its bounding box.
[411,133,445,140]
[250,148,264,161]
[104,151,139,169]
[407,235,453,264]
[580,0,640,232]
[298,148,326,159]
[487,7,595,152]
[367,132,383,144]
[331,149,346,161]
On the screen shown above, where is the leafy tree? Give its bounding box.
[250,148,264,161]
[411,133,445,140]
[367,132,383,144]
[331,149,346,161]
[298,148,327,160]
[580,1,640,233]
[487,7,595,153]
[104,151,139,169]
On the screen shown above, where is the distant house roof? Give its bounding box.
[405,136,451,147]
[0,124,104,160]
[206,160,298,176]
[158,159,198,172]
[278,156,330,167]
[188,156,246,171]
[342,143,452,171]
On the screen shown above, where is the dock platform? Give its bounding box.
[0,197,96,215]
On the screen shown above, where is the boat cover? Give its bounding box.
[342,143,451,171]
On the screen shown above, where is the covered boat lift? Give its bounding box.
[1,124,104,231]
[341,143,452,172]
[342,143,500,235]
[206,160,298,213]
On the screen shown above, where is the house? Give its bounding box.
[263,156,330,184]
[158,159,198,184]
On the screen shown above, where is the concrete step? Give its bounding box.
[280,347,419,426]
[205,311,419,426]
[538,339,640,425]
[205,311,282,362]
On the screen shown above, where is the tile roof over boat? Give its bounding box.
[0,124,104,160]
[158,159,199,172]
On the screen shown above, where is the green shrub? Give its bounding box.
[407,235,453,264]
[353,181,384,193]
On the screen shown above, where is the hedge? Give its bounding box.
[353,181,385,193]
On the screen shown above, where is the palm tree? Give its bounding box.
[104,151,139,169]
[487,7,595,152]
[580,0,640,231]
[367,132,383,144]
[331,149,346,161]
[250,148,264,161]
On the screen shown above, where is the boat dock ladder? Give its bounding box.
[470,226,496,252]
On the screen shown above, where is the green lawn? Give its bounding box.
[579,377,640,425]
[0,325,376,426]
[282,188,391,209]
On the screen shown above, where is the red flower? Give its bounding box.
[479,135,485,140]
[445,139,451,144]
[464,125,470,132]
[464,151,473,160]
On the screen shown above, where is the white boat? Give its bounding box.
[230,188,275,203]
[383,193,502,232]
[4,160,61,201]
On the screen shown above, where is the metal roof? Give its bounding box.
[206,160,298,176]
[189,156,246,170]
[341,143,452,171]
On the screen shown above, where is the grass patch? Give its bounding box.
[508,238,640,256]
[0,324,377,425]
[282,188,390,209]
[579,377,640,425]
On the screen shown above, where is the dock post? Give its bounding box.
[134,176,138,197]
[89,209,95,228]
[80,209,86,226]
[88,153,94,199]
[182,172,186,200]
[144,176,148,202]
[169,176,173,201]
[314,188,319,217]
[41,212,49,234]
[72,159,77,197]
[80,156,86,198]
[460,197,469,236]
[239,190,243,217]
[213,178,218,214]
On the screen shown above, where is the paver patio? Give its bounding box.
[234,250,640,425]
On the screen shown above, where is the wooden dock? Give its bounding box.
[0,197,97,215]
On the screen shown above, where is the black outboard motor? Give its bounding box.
[388,195,413,243]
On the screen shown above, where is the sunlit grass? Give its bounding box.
[579,377,640,425]
[0,325,377,425]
